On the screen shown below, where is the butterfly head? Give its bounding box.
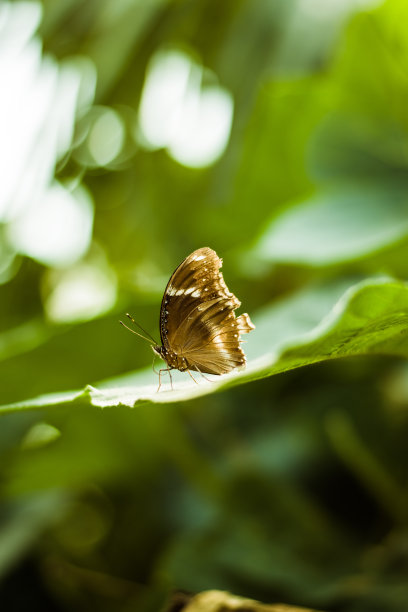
[152,344,165,360]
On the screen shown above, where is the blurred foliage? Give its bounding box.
[163,589,322,611]
[1,0,408,611]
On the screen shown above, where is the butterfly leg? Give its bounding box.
[195,366,216,383]
[152,355,160,375]
[157,367,173,392]
[186,369,199,385]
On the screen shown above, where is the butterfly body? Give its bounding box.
[152,345,190,372]
[154,247,255,380]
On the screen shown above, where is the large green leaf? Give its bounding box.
[1,277,408,413]
[252,182,408,266]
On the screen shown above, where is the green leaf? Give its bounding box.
[1,277,408,413]
[252,182,408,266]
[166,589,323,611]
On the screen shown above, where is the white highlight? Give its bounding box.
[87,107,125,166]
[45,262,117,323]
[168,287,187,296]
[8,183,94,267]
[137,50,234,168]
[0,4,95,222]
[0,2,96,271]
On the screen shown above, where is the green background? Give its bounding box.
[1,1,408,610]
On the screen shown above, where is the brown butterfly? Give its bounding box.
[121,247,255,390]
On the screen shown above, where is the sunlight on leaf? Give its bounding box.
[170,589,323,612]
[252,182,408,266]
[2,277,408,413]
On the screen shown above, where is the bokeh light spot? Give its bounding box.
[0,3,95,223]
[137,49,234,168]
[87,107,125,166]
[168,85,234,168]
[45,263,117,323]
[8,183,94,267]
[21,423,61,450]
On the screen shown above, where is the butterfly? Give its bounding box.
[121,247,255,390]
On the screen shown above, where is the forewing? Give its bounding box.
[160,248,226,348]
[160,247,254,374]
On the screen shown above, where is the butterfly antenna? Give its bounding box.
[125,313,158,344]
[119,320,155,345]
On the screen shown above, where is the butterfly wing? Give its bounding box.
[160,247,254,375]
